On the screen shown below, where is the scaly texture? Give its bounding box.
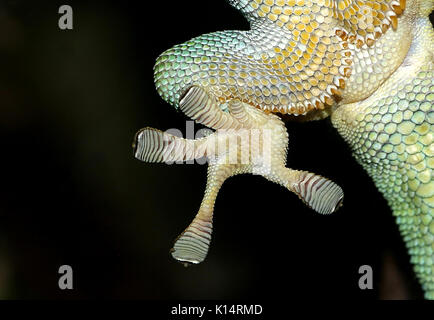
[155,0,404,115]
[332,4,434,297]
[135,0,433,298]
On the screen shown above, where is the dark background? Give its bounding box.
[0,0,429,299]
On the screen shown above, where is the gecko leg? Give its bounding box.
[262,167,344,215]
[170,157,247,265]
[134,97,343,264]
[227,99,344,214]
[133,127,210,163]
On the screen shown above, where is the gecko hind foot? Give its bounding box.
[134,96,344,264]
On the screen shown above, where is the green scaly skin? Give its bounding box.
[332,2,434,299]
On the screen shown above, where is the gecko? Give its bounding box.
[133,0,434,299]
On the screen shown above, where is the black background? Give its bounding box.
[0,0,430,299]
